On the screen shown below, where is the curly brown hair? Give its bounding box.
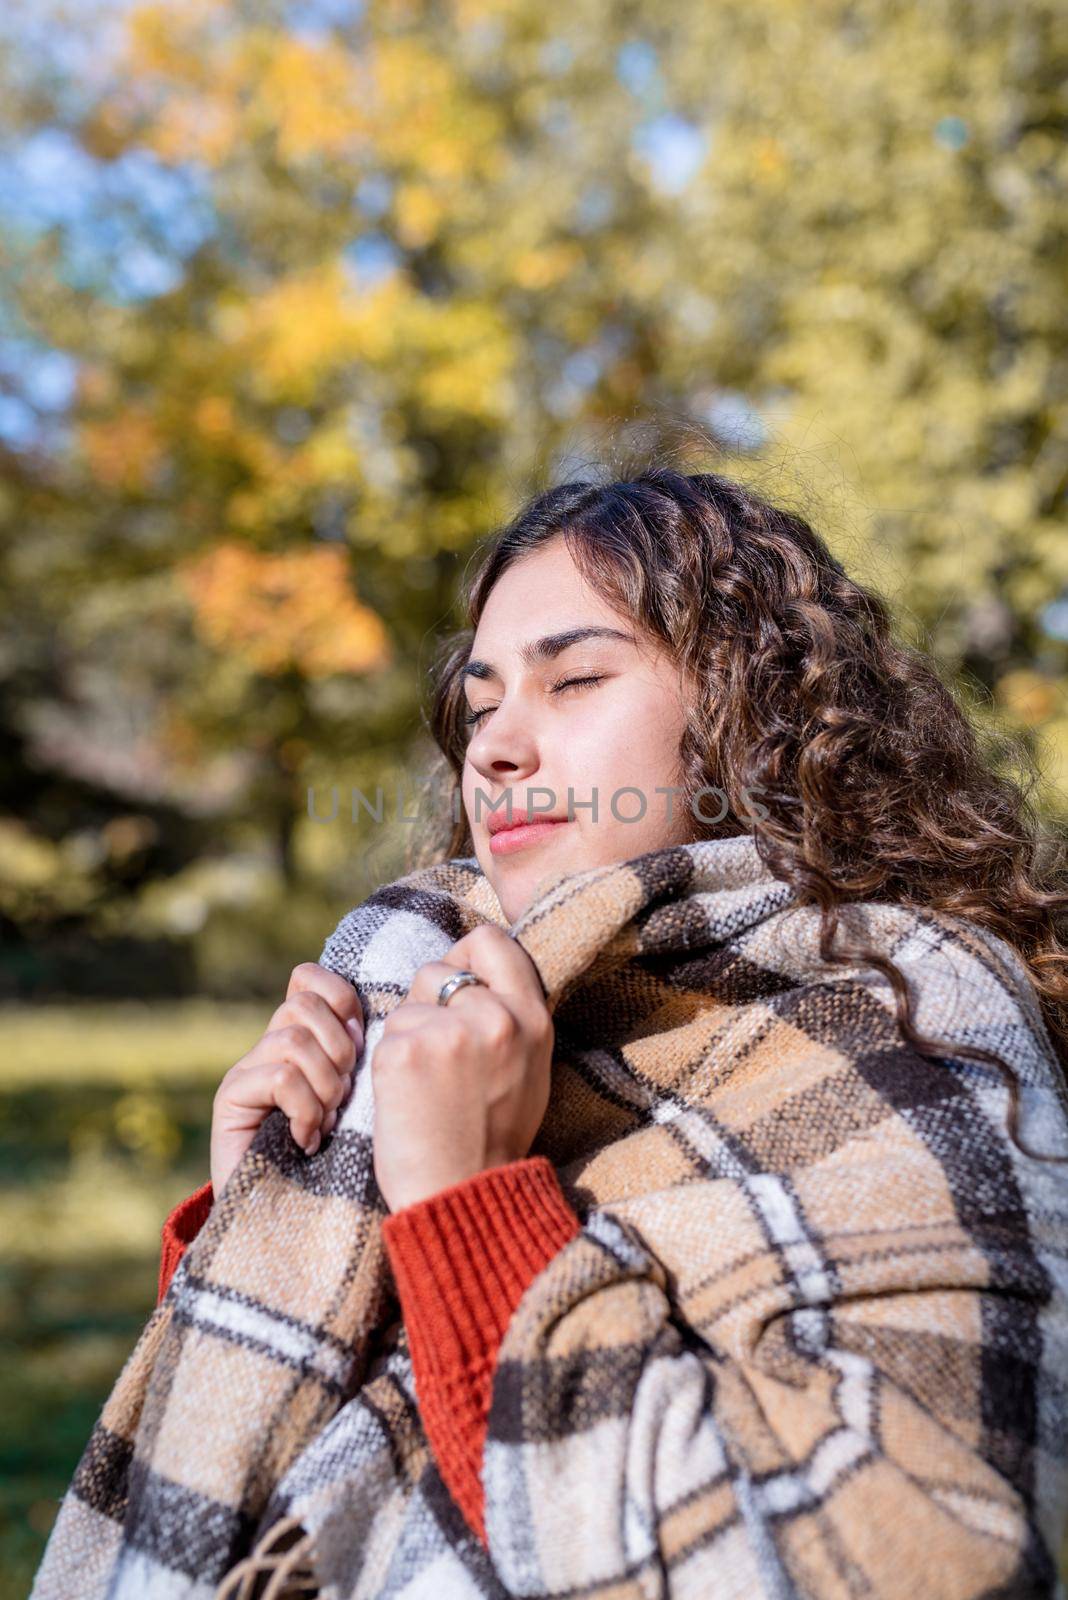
[409,420,1068,1164]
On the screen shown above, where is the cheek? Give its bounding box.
[461,757,483,800]
[572,692,676,794]
[460,762,482,825]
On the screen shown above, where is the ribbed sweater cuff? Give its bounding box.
[380,1155,582,1376]
[380,1155,581,1543]
[158,1178,214,1305]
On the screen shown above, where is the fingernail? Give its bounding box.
[340,1073,352,1095]
[324,1108,338,1133]
[345,1018,363,1045]
[305,1131,320,1155]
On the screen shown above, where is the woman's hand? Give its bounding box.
[210,962,365,1198]
[372,924,554,1213]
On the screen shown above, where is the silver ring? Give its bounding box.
[437,969,487,1006]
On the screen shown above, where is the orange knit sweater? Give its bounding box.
[157,1156,582,1546]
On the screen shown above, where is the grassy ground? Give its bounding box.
[0,999,266,1599]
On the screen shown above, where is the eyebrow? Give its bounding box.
[461,625,637,684]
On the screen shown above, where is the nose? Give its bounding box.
[465,696,541,791]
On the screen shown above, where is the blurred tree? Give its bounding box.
[0,0,1064,999]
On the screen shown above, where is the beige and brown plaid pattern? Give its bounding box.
[30,835,1068,1598]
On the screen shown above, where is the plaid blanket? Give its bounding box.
[30,834,1068,1599]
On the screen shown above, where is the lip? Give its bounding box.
[485,806,568,837]
[488,818,571,856]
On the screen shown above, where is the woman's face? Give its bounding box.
[461,535,699,924]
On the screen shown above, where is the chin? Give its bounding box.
[480,840,584,924]
[492,869,547,927]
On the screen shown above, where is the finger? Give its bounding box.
[273,987,361,1074]
[383,988,522,1061]
[401,961,494,1014]
[225,1055,331,1153]
[453,925,546,1001]
[407,926,544,1007]
[285,962,365,1045]
[381,996,471,1033]
[244,1024,352,1117]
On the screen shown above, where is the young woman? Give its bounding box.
[153,458,1068,1592]
[166,459,1068,1239]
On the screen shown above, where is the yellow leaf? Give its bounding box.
[177,542,393,677]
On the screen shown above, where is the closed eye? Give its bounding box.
[463,673,605,729]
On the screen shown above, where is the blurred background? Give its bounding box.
[1,0,1066,1589]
